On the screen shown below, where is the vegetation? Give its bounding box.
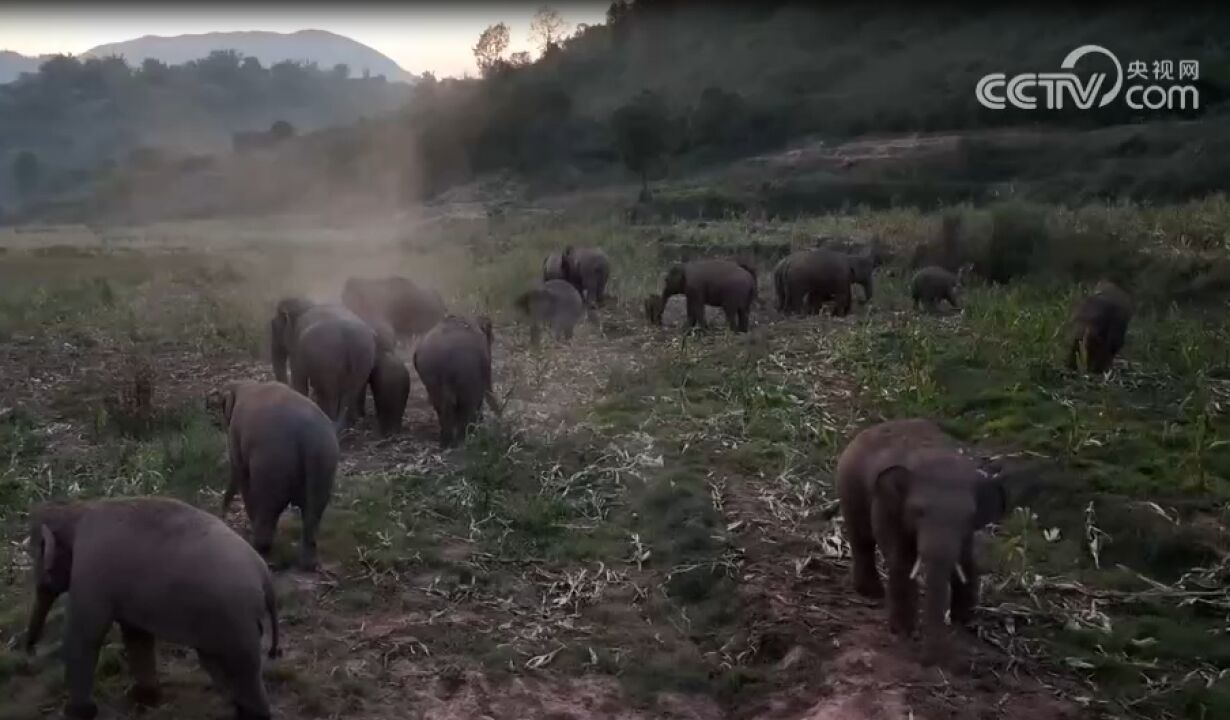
[0,191,1228,717]
[0,50,411,213]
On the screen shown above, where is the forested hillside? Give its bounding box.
[0,50,412,216]
[11,2,1230,224]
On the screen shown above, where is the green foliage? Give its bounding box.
[611,90,669,195]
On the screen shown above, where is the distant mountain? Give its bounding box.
[82,29,416,84]
[0,50,47,83]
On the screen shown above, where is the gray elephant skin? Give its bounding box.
[25,497,279,720]
[270,297,376,432]
[646,258,756,332]
[413,315,502,447]
[211,380,339,571]
[910,266,960,311]
[341,275,446,343]
[353,350,412,436]
[773,249,854,316]
[836,418,1031,664]
[1066,280,1132,374]
[515,278,585,345]
[544,246,611,307]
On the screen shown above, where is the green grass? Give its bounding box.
[1,202,1229,718]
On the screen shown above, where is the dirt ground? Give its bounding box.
[0,272,1093,720]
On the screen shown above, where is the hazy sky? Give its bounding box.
[0,3,609,78]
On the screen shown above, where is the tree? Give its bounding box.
[331,63,350,80]
[509,51,532,68]
[14,151,40,196]
[270,120,296,141]
[611,90,669,200]
[529,6,570,55]
[473,22,511,75]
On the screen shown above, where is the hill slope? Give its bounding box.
[0,50,46,84]
[83,29,416,84]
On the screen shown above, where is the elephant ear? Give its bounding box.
[873,465,911,512]
[222,386,238,425]
[38,524,57,587]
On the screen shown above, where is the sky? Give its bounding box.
[0,3,609,78]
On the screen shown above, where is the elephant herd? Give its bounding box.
[19,237,1135,719]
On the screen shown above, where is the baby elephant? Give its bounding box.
[25,497,279,720]
[911,266,960,312]
[649,258,757,332]
[413,315,502,447]
[209,380,340,571]
[514,278,585,345]
[1066,280,1132,374]
[836,418,1030,664]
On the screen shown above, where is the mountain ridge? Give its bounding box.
[0,29,416,84]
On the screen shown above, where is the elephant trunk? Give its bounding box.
[918,536,961,664]
[25,586,58,654]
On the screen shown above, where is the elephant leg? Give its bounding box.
[843,501,884,599]
[950,542,979,627]
[197,649,230,696]
[529,321,542,347]
[685,293,705,330]
[737,307,750,333]
[220,646,272,720]
[836,291,852,317]
[288,353,309,397]
[223,450,248,516]
[298,497,326,572]
[64,602,111,719]
[722,305,739,332]
[120,622,161,707]
[249,502,279,559]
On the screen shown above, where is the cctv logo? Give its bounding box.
[976,45,1199,111]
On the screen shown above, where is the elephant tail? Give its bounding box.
[263,572,281,660]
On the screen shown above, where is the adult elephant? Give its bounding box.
[24,497,279,720]
[544,246,611,307]
[341,275,446,344]
[836,418,1038,665]
[208,380,340,571]
[270,297,376,433]
[774,249,854,316]
[413,315,502,448]
[645,258,756,332]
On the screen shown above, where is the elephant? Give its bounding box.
[514,278,585,345]
[647,258,756,332]
[341,275,447,344]
[24,496,279,720]
[549,245,611,307]
[1066,280,1132,374]
[208,380,339,571]
[542,252,566,282]
[353,350,412,436]
[836,418,1035,664]
[774,249,853,316]
[270,297,377,433]
[846,253,875,303]
[911,266,960,312]
[413,314,502,448]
